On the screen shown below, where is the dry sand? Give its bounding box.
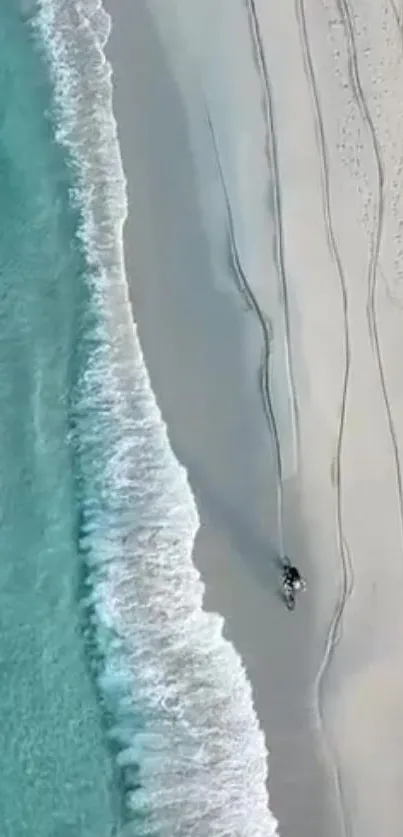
[105,1,403,835]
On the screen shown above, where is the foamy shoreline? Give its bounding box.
[105,1,403,836]
[102,0,333,834]
[103,1,335,834]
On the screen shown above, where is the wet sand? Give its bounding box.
[105,1,403,835]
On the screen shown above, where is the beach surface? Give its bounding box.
[105,1,403,835]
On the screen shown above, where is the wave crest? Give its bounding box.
[32,0,279,834]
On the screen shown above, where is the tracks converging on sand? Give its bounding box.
[244,0,300,484]
[337,0,403,558]
[205,4,352,829]
[295,2,353,835]
[203,104,286,557]
[296,0,403,833]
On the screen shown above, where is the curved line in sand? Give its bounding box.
[244,0,300,482]
[338,0,403,555]
[389,0,403,31]
[203,104,286,559]
[295,3,355,835]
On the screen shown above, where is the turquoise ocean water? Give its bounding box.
[0,1,278,835]
[0,3,117,835]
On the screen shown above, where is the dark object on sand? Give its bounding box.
[281,558,306,611]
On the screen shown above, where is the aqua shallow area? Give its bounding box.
[0,1,278,835]
[0,3,117,834]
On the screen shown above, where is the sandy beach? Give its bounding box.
[105,1,403,835]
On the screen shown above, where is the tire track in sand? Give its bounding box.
[337,0,403,556]
[244,0,300,483]
[295,3,353,836]
[203,103,286,559]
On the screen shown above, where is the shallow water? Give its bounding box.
[0,0,279,834]
[0,3,117,835]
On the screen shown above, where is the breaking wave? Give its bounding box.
[32,0,279,833]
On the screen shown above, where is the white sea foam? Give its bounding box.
[32,0,279,834]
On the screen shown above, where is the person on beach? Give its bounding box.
[282,560,305,593]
